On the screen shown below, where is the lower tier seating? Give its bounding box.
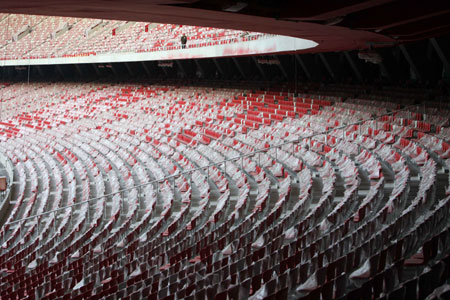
[0,82,448,300]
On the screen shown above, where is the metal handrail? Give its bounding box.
[0,153,14,199]
[5,105,410,226]
[6,33,273,62]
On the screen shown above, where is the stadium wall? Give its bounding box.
[0,35,317,66]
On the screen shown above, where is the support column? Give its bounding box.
[124,62,134,77]
[109,64,118,77]
[36,65,45,78]
[141,61,151,76]
[399,44,421,80]
[252,57,267,80]
[274,55,288,79]
[74,64,83,77]
[232,57,246,79]
[92,64,101,76]
[176,60,186,78]
[319,53,335,80]
[55,65,65,78]
[430,38,450,75]
[295,54,311,80]
[344,52,362,82]
[213,58,225,77]
[194,60,204,76]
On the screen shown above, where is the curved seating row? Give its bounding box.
[0,13,268,61]
[0,82,448,300]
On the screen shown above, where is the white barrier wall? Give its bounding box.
[0,35,317,66]
[0,152,14,225]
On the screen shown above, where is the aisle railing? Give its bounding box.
[4,105,411,238]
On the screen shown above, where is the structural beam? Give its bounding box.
[36,65,45,78]
[344,52,362,82]
[382,13,450,36]
[141,61,151,76]
[109,64,118,77]
[295,54,311,80]
[55,65,64,78]
[274,55,288,79]
[194,59,204,77]
[176,60,186,78]
[339,0,450,30]
[74,64,83,77]
[399,44,421,80]
[158,63,168,76]
[426,40,434,61]
[283,0,394,21]
[379,62,391,81]
[319,53,335,80]
[252,57,267,80]
[92,64,101,76]
[212,58,224,77]
[124,62,134,76]
[430,38,450,75]
[232,57,246,79]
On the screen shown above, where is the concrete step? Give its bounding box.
[358,189,369,197]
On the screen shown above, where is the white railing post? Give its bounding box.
[20,220,23,241]
[104,195,108,222]
[53,211,57,238]
[87,200,90,224]
[173,176,176,195]
[121,190,125,218]
[138,185,142,212]
[36,216,39,242]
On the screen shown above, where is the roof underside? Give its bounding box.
[0,0,449,53]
